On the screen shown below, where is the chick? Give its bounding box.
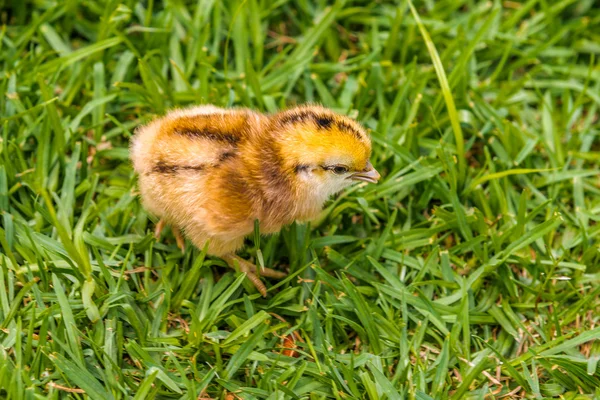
[131,104,380,296]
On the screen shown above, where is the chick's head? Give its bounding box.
[272,106,380,199]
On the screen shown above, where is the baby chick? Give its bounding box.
[131,104,380,296]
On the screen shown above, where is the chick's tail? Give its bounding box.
[130,119,162,174]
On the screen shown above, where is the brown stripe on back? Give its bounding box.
[153,161,205,174]
[167,113,249,145]
[174,128,240,145]
[218,150,237,163]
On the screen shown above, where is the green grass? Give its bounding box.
[1,0,600,398]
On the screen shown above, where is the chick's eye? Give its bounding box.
[332,166,349,175]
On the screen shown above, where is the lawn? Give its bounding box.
[1,0,600,398]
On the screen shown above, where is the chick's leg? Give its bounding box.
[221,254,287,297]
[155,219,185,251]
[171,226,185,252]
[154,218,167,238]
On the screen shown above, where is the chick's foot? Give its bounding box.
[222,254,287,297]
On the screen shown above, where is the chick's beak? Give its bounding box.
[351,161,380,183]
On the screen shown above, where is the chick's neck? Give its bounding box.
[240,135,323,232]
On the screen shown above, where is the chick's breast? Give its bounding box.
[131,106,267,256]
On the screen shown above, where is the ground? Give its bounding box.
[1,0,599,399]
